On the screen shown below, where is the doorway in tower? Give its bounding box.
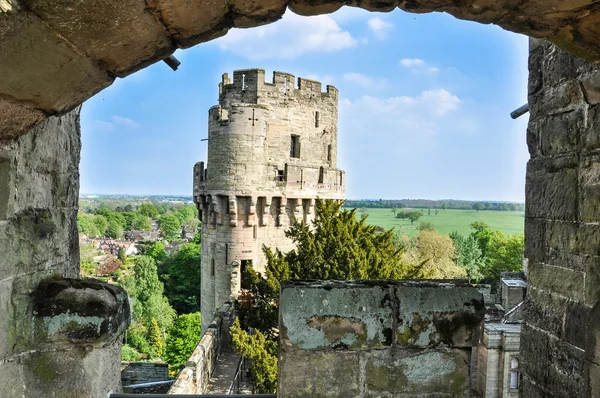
[241,259,253,289]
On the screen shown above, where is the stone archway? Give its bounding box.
[2,2,600,397]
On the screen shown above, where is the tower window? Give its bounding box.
[318,167,324,184]
[315,111,320,128]
[327,144,332,162]
[290,135,301,158]
[211,258,215,276]
[340,171,343,186]
[510,358,519,389]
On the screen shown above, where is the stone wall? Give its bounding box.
[121,362,169,386]
[278,280,485,397]
[168,302,235,394]
[522,39,600,397]
[0,109,129,398]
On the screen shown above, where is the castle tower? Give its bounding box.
[193,69,345,330]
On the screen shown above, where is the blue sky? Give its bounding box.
[80,7,529,201]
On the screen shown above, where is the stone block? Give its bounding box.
[545,220,600,256]
[525,155,579,221]
[580,69,600,105]
[280,280,395,350]
[524,289,565,339]
[364,348,470,397]
[0,98,46,140]
[278,350,361,397]
[0,10,113,113]
[584,104,600,150]
[524,218,545,263]
[579,151,600,222]
[528,262,584,301]
[586,256,600,306]
[396,282,484,348]
[564,301,589,349]
[521,324,586,398]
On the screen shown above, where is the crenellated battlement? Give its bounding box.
[219,68,338,103]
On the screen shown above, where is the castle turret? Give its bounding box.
[194,69,345,331]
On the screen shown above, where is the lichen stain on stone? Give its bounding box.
[433,307,483,346]
[397,313,433,347]
[14,208,56,239]
[44,312,104,339]
[399,351,456,382]
[306,315,367,349]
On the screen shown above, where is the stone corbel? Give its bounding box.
[262,197,271,226]
[229,197,237,227]
[279,196,287,227]
[248,196,256,226]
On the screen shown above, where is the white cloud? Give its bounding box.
[91,120,115,131]
[112,115,141,128]
[367,17,392,40]
[400,58,440,74]
[339,89,461,149]
[216,12,356,60]
[343,72,386,89]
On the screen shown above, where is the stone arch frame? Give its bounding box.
[1,3,600,398]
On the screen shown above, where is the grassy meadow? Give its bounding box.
[350,208,525,237]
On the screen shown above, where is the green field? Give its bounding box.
[351,208,525,237]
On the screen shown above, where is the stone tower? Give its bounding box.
[193,69,345,330]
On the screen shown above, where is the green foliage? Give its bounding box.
[117,246,127,263]
[148,318,164,358]
[79,242,98,277]
[396,210,424,225]
[145,241,168,262]
[486,230,525,281]
[450,232,485,283]
[122,212,137,230]
[402,230,466,279]
[161,242,201,314]
[233,199,426,390]
[77,214,99,237]
[132,214,152,231]
[164,312,201,371]
[160,214,182,241]
[93,215,108,236]
[138,203,159,219]
[107,220,124,239]
[230,319,277,394]
[121,344,142,362]
[417,221,435,231]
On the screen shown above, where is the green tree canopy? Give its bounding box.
[77,214,99,237]
[164,312,201,372]
[450,232,485,283]
[139,203,159,219]
[132,214,152,231]
[93,215,108,236]
[160,214,182,241]
[161,242,201,314]
[107,220,124,239]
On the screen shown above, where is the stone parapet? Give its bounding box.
[278,280,484,397]
[168,302,235,394]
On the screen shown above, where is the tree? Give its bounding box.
[230,318,278,393]
[132,214,152,231]
[77,214,99,237]
[133,256,176,331]
[107,220,124,239]
[407,211,424,225]
[391,208,397,217]
[117,246,127,263]
[139,203,159,219]
[470,221,493,257]
[160,214,182,241]
[442,204,447,210]
[403,230,466,279]
[161,242,202,314]
[486,231,524,281]
[417,221,434,231]
[450,232,485,283]
[145,241,168,262]
[472,203,484,212]
[80,242,98,277]
[164,312,201,372]
[148,318,164,358]
[93,215,108,236]
[231,199,426,390]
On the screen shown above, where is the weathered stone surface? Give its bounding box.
[0,110,128,398]
[364,348,470,397]
[0,9,113,113]
[33,278,130,346]
[528,262,584,301]
[278,350,362,397]
[0,98,46,140]
[278,280,483,397]
[23,0,174,77]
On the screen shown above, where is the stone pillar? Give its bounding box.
[278,280,484,397]
[0,109,130,397]
[522,39,600,397]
